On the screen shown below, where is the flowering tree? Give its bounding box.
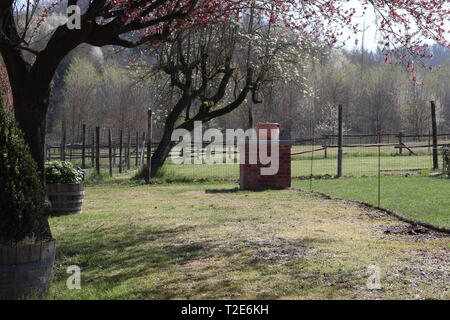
[0,0,448,177]
[139,13,311,175]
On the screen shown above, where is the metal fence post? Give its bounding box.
[95,126,100,174]
[431,101,439,170]
[337,104,343,178]
[146,109,153,183]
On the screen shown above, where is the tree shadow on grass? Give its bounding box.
[53,225,213,289]
[205,188,240,194]
[52,222,355,299]
[205,187,285,194]
[115,237,349,300]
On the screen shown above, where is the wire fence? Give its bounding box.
[292,134,450,178]
[45,129,450,181]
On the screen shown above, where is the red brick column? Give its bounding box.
[239,142,291,190]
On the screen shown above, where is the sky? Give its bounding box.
[344,0,450,52]
[343,0,383,52]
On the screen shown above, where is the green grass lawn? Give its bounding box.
[162,152,434,180]
[45,180,449,300]
[78,152,434,182]
[49,143,439,181]
[294,177,450,229]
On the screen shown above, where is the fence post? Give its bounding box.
[69,129,73,162]
[113,142,116,168]
[310,139,316,191]
[322,135,328,159]
[428,130,431,154]
[337,104,343,178]
[127,132,131,170]
[90,130,95,168]
[108,129,113,177]
[61,120,66,161]
[431,101,439,170]
[95,126,100,174]
[81,124,86,168]
[398,132,403,155]
[140,132,146,166]
[135,131,139,167]
[119,129,123,174]
[377,132,382,208]
[146,109,153,183]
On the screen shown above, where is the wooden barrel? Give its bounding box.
[0,240,56,300]
[46,183,85,216]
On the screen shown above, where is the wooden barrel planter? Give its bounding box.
[46,183,85,217]
[0,240,56,300]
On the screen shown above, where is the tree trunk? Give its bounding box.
[151,139,176,178]
[14,93,49,181]
[147,94,193,178]
[14,90,52,240]
[150,116,179,177]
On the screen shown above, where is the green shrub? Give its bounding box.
[0,105,45,244]
[133,164,160,181]
[45,161,85,184]
[133,164,199,183]
[85,170,110,184]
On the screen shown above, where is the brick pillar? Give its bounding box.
[239,123,291,190]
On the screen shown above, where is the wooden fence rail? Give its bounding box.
[45,102,449,178]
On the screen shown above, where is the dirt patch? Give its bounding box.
[388,249,450,299]
[241,237,313,264]
[345,201,391,220]
[375,224,449,241]
[405,250,450,279]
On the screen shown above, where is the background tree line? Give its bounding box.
[41,40,449,147]
[4,2,447,152]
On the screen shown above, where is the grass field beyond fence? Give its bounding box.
[48,139,450,181]
[165,153,435,180]
[294,176,450,229]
